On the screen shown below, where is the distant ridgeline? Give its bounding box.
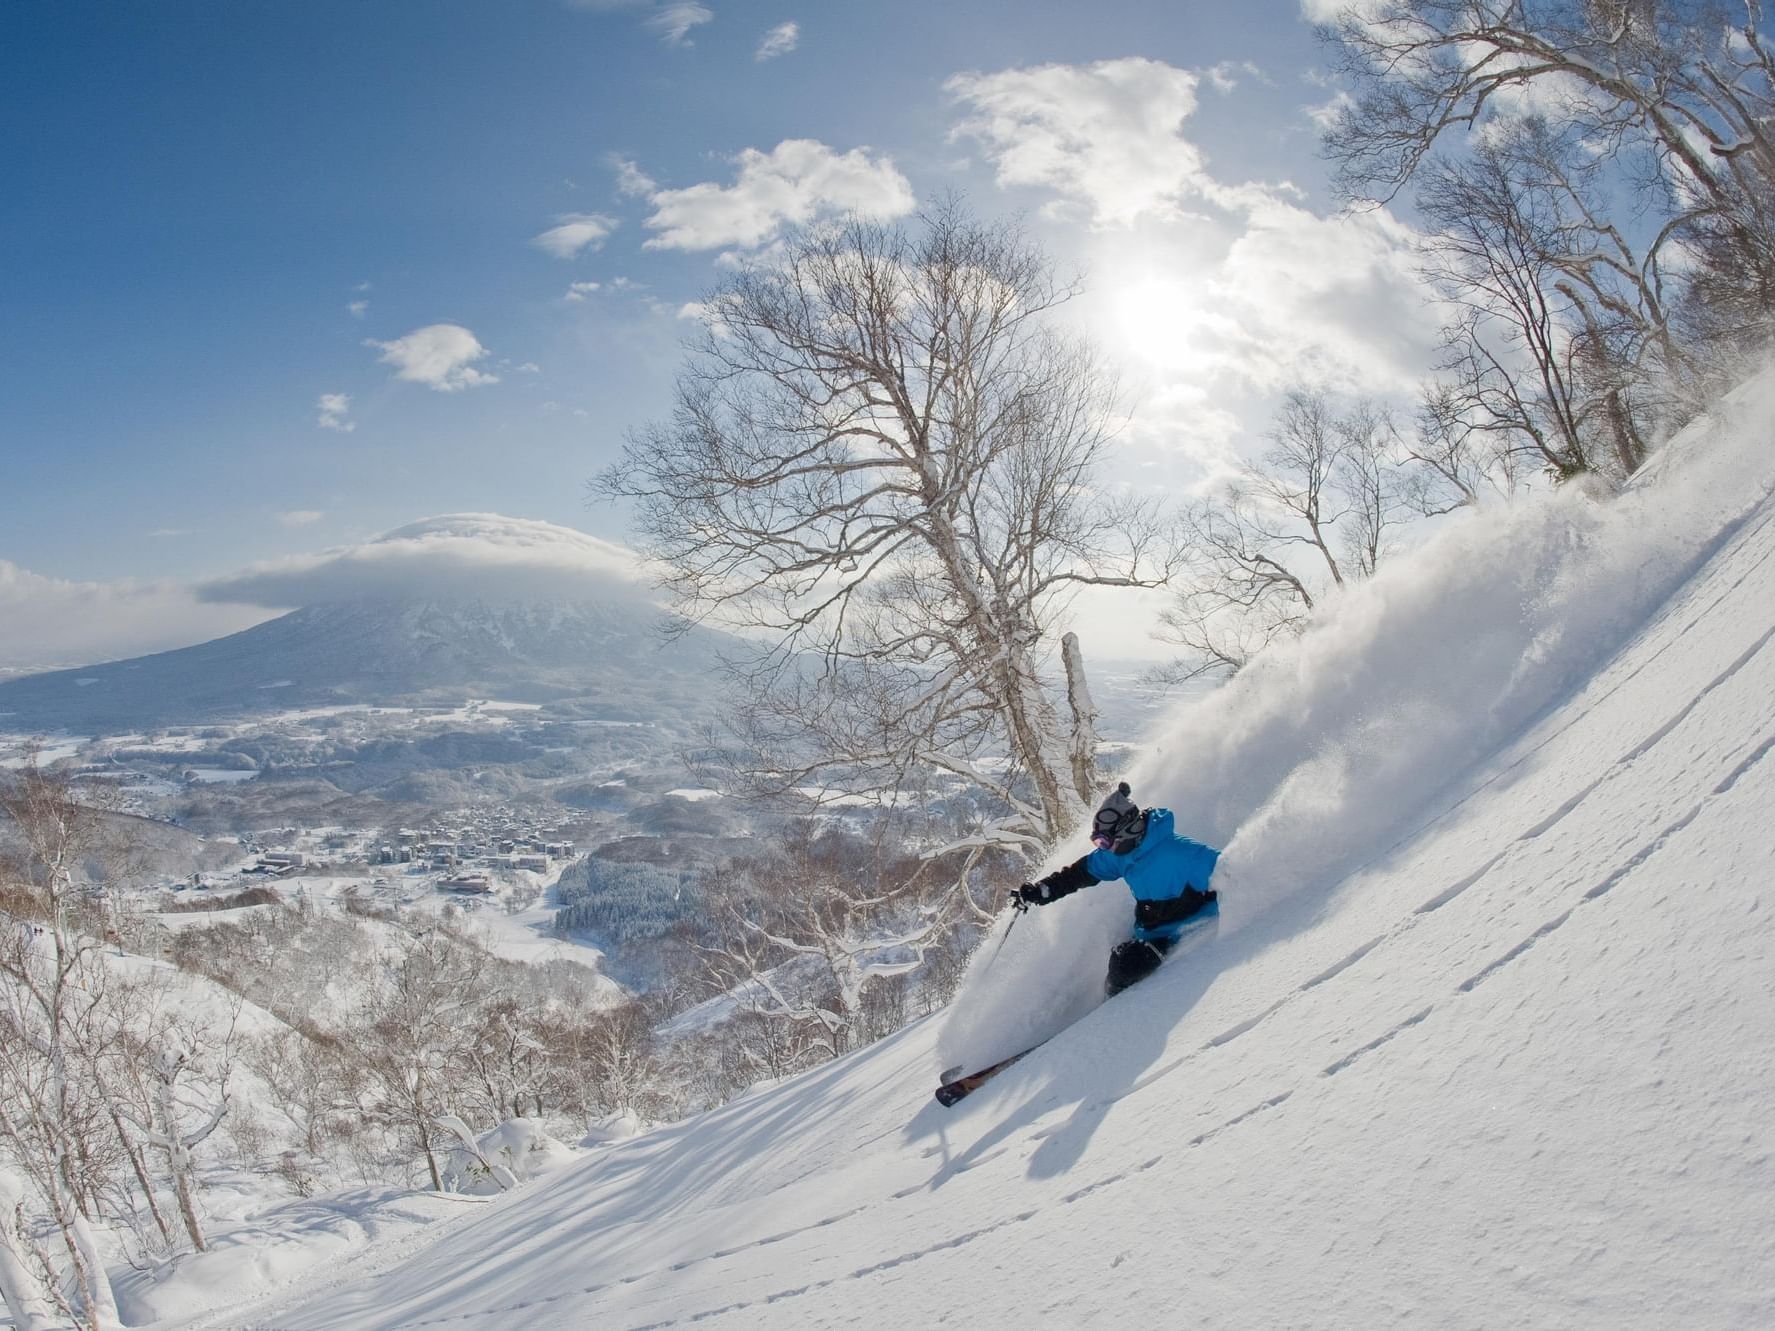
[554,857,705,946]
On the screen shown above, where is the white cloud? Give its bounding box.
[278,510,325,528]
[642,139,915,251]
[948,57,1264,228]
[1206,60,1263,92]
[197,513,651,609]
[367,324,499,393]
[531,212,619,259]
[1472,64,1613,147]
[1121,380,1248,482]
[316,393,355,432]
[1207,200,1440,392]
[1305,89,1356,133]
[347,299,368,319]
[149,528,191,539]
[564,0,711,45]
[1095,199,1442,401]
[0,561,273,670]
[646,1,712,45]
[944,56,1442,395]
[756,20,799,60]
[564,280,603,302]
[673,299,729,337]
[611,156,658,197]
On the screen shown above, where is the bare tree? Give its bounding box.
[1404,379,1530,510]
[1337,397,1410,576]
[462,996,549,1123]
[576,1003,669,1119]
[1320,0,1775,429]
[1157,390,1416,681]
[247,1026,359,1163]
[0,763,138,1330]
[1322,0,1775,260]
[1413,121,1676,481]
[349,927,489,1192]
[599,200,1178,878]
[690,823,974,1077]
[98,989,239,1255]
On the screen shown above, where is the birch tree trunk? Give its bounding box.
[1061,632,1102,807]
[64,1200,120,1330]
[155,1056,207,1253]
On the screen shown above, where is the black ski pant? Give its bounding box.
[1105,935,1173,996]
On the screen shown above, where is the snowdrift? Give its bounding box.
[159,373,1775,1331]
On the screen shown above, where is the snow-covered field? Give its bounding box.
[0,736,81,768]
[0,697,560,770]
[112,377,1775,1329]
[255,872,621,982]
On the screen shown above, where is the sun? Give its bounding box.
[1107,276,1217,374]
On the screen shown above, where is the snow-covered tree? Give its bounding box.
[96,985,240,1255]
[694,826,959,1069]
[0,763,136,1330]
[350,927,489,1192]
[0,1166,58,1331]
[1158,390,1426,681]
[463,996,549,1122]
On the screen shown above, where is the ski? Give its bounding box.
[934,1048,1038,1107]
[934,902,1223,1109]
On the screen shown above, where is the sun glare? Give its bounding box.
[1108,276,1217,374]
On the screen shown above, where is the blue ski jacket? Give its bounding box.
[1031,808,1220,942]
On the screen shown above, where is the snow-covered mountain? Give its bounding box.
[125,380,1775,1329]
[0,516,730,731]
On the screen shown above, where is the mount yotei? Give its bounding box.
[0,515,731,732]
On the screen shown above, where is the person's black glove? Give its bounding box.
[1014,881,1050,908]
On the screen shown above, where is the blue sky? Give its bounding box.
[0,0,1443,666]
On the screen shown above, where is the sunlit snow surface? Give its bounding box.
[155,374,1775,1330]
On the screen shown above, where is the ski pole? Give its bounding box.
[982,893,1028,972]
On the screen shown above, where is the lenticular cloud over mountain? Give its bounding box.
[0,514,687,728]
[197,513,652,609]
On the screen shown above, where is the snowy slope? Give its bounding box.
[167,378,1775,1331]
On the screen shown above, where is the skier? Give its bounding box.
[1014,782,1220,996]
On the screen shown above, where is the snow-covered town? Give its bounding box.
[7,3,1775,1329]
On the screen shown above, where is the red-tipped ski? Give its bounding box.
[933,1049,1036,1107]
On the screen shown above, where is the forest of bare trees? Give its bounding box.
[1328,0,1775,454]
[0,761,986,1329]
[1158,0,1775,681]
